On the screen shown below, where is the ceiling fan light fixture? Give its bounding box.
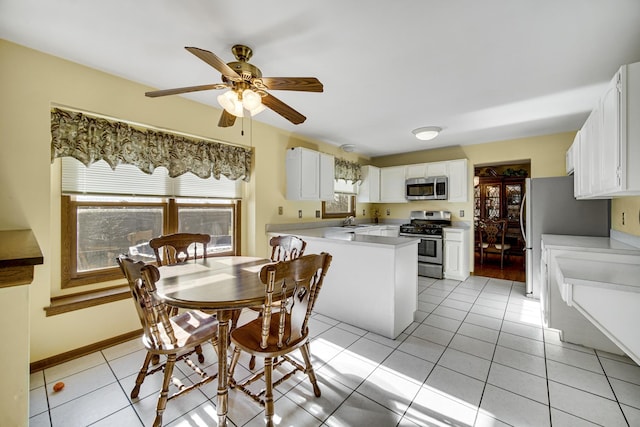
[412,126,442,141]
[218,89,265,118]
[218,91,243,117]
[241,89,262,111]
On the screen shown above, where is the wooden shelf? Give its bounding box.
[0,229,44,288]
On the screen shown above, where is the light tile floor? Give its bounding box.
[29,276,640,426]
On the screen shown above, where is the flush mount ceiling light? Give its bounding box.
[412,126,442,141]
[340,144,356,152]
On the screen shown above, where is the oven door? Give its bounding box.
[417,236,442,264]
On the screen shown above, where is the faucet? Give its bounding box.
[343,216,355,226]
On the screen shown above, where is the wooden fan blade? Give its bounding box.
[255,77,323,92]
[218,110,237,127]
[261,93,306,125]
[185,47,241,80]
[145,83,228,97]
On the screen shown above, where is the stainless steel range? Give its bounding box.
[400,210,452,279]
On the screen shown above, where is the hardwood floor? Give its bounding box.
[473,251,525,282]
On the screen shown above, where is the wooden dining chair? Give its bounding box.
[247,234,307,369]
[269,235,307,262]
[478,218,511,269]
[228,252,332,427]
[149,232,210,266]
[116,255,219,427]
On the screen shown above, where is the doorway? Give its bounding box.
[473,161,530,282]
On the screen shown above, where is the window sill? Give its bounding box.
[45,284,131,316]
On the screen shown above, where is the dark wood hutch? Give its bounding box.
[474,164,529,253]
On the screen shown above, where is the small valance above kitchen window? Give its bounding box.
[50,108,252,182]
[334,158,362,183]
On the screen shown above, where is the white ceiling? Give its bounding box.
[2,0,640,157]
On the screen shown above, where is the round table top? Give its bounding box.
[154,256,272,311]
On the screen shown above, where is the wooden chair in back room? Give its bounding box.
[228,252,332,427]
[116,255,219,427]
[478,218,511,269]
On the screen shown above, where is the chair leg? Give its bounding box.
[264,357,274,427]
[300,341,321,397]
[153,354,176,427]
[227,346,241,387]
[195,345,205,363]
[131,351,154,399]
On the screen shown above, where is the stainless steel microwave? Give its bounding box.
[405,176,448,200]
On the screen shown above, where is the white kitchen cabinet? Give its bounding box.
[380,165,408,203]
[443,227,469,281]
[574,61,640,198]
[446,159,468,202]
[319,152,335,200]
[405,163,427,179]
[356,165,380,203]
[286,147,334,201]
[425,161,448,177]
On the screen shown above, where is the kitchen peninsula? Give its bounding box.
[266,224,419,338]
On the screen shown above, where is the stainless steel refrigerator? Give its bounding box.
[521,176,610,298]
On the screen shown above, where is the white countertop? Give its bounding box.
[268,226,420,248]
[541,234,640,254]
[555,257,640,294]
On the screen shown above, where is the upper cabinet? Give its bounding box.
[357,165,381,203]
[446,159,468,203]
[380,165,408,203]
[375,159,468,203]
[286,147,334,201]
[572,61,640,199]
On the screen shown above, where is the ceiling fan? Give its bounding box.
[145,45,323,127]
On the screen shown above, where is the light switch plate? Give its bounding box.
[298,210,303,219]
[459,210,465,217]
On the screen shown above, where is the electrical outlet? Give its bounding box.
[362,209,366,216]
[278,206,283,215]
[386,209,391,216]
[315,210,320,218]
[459,210,465,217]
[622,212,625,225]
[298,210,303,219]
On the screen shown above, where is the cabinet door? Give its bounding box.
[286,147,320,200]
[405,163,427,179]
[588,107,604,195]
[600,71,622,194]
[504,181,523,223]
[319,152,335,201]
[447,159,468,202]
[482,183,502,219]
[380,166,407,203]
[443,239,462,276]
[357,165,380,203]
[426,162,447,177]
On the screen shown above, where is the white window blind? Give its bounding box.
[334,179,358,194]
[61,157,242,198]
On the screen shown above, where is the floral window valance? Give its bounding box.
[50,108,252,182]
[334,158,362,182]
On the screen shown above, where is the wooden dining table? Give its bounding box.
[154,256,272,427]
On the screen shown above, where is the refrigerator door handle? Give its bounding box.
[519,192,527,249]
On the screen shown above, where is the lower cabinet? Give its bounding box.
[443,227,469,281]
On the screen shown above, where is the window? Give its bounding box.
[322,193,356,218]
[62,195,240,287]
[60,157,243,288]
